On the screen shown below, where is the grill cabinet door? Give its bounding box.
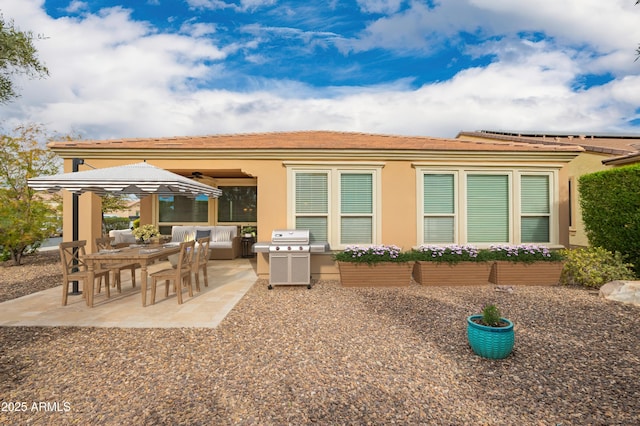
[269,254,290,285]
[290,253,310,284]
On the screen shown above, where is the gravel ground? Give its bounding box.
[1,252,640,425]
[0,250,62,303]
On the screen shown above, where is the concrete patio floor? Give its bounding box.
[0,257,258,328]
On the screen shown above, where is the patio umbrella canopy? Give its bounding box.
[28,162,222,198]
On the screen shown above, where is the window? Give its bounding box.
[218,186,257,223]
[418,168,555,246]
[158,195,208,223]
[340,173,373,244]
[568,177,575,228]
[467,174,510,243]
[289,165,381,247]
[295,172,328,242]
[520,175,550,242]
[158,194,209,235]
[423,173,456,243]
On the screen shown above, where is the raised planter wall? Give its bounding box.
[413,261,493,286]
[338,262,414,287]
[489,261,565,286]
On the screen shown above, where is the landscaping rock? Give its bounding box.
[599,280,640,306]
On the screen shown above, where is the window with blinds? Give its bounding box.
[295,173,328,242]
[467,174,509,243]
[341,173,373,244]
[521,175,550,242]
[418,168,555,245]
[423,173,455,243]
[292,169,377,246]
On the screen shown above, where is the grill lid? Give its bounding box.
[271,229,310,244]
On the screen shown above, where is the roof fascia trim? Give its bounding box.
[48,148,582,163]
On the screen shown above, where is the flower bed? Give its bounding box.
[334,244,565,287]
[488,244,565,285]
[488,244,565,263]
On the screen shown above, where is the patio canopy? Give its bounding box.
[28,162,222,198]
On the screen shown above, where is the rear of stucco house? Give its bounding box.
[47,131,582,281]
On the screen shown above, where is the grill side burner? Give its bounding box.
[252,229,329,289]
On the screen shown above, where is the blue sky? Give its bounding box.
[1,0,639,139]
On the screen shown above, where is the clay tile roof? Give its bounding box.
[49,130,583,153]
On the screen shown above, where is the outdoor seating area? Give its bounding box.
[0,256,257,328]
[56,237,226,308]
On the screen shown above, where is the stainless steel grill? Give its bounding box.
[252,229,329,289]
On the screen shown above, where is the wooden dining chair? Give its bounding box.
[150,240,195,305]
[193,236,211,292]
[59,240,111,306]
[95,236,138,292]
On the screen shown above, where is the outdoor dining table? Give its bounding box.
[82,244,181,307]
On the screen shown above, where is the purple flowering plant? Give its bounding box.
[413,244,492,264]
[489,244,564,263]
[333,244,413,264]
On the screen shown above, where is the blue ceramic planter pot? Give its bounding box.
[467,315,514,359]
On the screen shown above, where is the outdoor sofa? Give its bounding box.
[108,225,240,259]
[169,225,241,260]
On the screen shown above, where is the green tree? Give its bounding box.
[100,193,132,233]
[101,194,130,215]
[0,15,49,103]
[0,124,63,265]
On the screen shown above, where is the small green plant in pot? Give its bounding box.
[467,304,514,359]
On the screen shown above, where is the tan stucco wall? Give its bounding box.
[381,161,417,248]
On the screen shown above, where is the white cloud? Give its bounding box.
[340,0,640,72]
[64,1,89,14]
[180,21,218,37]
[185,0,276,12]
[356,0,405,15]
[0,0,639,141]
[337,2,445,54]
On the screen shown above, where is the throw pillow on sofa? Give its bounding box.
[216,229,231,242]
[195,229,211,241]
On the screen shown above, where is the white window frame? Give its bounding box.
[416,166,559,247]
[287,163,383,249]
[418,171,459,244]
[462,170,513,244]
[518,171,555,243]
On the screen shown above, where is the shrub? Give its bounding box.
[559,247,636,288]
[579,164,640,276]
[103,217,130,232]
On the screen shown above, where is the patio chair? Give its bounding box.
[95,236,138,291]
[149,240,195,305]
[193,236,211,292]
[59,240,111,306]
